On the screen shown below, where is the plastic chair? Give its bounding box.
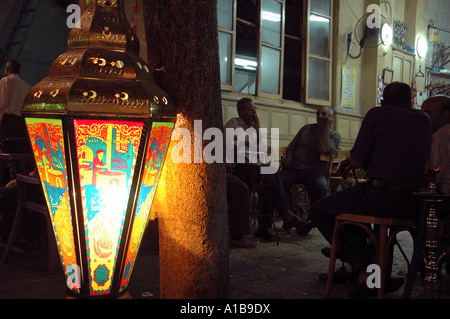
[0,174,59,273]
[324,213,416,299]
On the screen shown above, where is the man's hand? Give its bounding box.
[337,158,352,178]
[317,115,332,129]
[248,113,260,130]
[337,157,364,178]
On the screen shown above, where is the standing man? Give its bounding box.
[421,95,450,195]
[309,82,432,298]
[0,59,31,140]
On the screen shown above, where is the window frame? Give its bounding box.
[217,0,236,91]
[303,0,333,106]
[256,0,285,99]
[217,0,334,106]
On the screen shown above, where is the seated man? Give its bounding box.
[225,98,301,240]
[227,171,255,248]
[309,82,432,298]
[421,95,450,195]
[421,95,450,271]
[279,107,340,232]
[0,59,31,141]
[0,59,32,184]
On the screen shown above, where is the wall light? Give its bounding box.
[381,23,393,47]
[417,36,428,58]
[22,0,177,298]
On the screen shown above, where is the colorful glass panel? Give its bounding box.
[74,119,143,296]
[119,122,174,291]
[25,118,79,293]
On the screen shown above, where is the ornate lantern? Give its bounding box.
[21,0,176,298]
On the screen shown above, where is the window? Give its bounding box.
[260,0,283,96]
[305,0,333,105]
[235,0,258,94]
[217,0,234,90]
[283,0,303,101]
[217,0,333,106]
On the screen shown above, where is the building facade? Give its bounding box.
[0,0,434,151]
[218,0,430,151]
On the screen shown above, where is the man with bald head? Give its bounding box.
[279,106,341,233]
[421,95,450,195]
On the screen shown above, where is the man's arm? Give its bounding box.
[282,127,304,168]
[0,78,11,121]
[337,157,364,178]
[0,78,11,111]
[317,116,333,154]
[318,127,330,154]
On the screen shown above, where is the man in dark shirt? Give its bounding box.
[280,106,341,204]
[309,82,432,297]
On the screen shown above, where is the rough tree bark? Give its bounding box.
[143,0,229,298]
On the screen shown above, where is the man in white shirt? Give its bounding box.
[225,98,302,241]
[0,59,31,140]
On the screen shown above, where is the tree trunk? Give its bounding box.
[143,0,229,298]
